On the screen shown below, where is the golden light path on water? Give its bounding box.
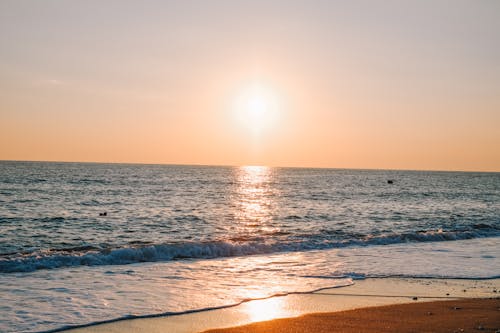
[232,166,292,322]
[234,166,278,233]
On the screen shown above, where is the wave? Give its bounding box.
[1,228,499,273]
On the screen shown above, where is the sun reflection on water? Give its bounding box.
[229,166,291,322]
[234,166,277,231]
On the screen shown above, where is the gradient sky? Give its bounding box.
[1,0,499,171]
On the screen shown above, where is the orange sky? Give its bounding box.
[1,1,499,171]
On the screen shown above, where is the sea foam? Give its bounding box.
[1,227,498,273]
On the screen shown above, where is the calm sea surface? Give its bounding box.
[1,161,499,332]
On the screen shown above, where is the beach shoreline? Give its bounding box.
[62,277,500,333]
[203,298,500,333]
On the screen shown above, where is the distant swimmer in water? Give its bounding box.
[99,212,107,216]
[387,180,394,184]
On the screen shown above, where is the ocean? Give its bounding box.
[1,161,499,332]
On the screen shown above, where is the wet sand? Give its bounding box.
[63,278,499,333]
[203,298,500,333]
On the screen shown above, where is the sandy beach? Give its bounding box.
[203,298,500,333]
[63,278,500,333]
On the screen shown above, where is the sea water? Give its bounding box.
[0,161,499,332]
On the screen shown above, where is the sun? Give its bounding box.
[247,95,268,123]
[234,83,281,134]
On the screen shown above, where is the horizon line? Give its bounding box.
[1,159,499,174]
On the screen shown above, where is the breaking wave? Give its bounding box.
[1,227,498,273]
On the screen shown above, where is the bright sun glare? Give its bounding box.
[234,83,281,134]
[243,297,287,322]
